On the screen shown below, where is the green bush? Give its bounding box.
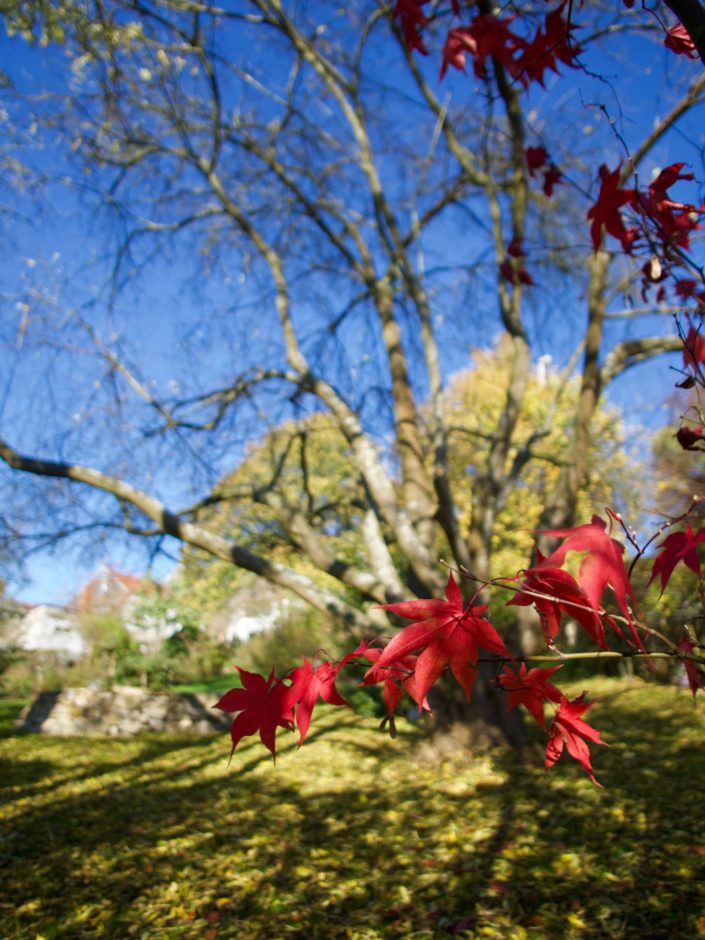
[1,650,71,697]
[238,606,345,676]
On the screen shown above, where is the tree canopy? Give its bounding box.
[1,0,704,754]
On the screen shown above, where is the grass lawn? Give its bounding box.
[169,675,247,696]
[1,678,704,939]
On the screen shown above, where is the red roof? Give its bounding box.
[74,566,149,614]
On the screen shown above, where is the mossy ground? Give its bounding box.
[1,679,704,939]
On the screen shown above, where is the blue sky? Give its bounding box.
[1,3,703,606]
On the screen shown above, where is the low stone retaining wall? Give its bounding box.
[17,686,232,736]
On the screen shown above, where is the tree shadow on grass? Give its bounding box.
[2,733,228,803]
[1,684,704,939]
[479,681,705,939]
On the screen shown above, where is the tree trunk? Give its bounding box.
[423,660,527,754]
[506,606,544,659]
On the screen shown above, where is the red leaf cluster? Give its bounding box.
[635,163,703,251]
[283,657,350,745]
[440,15,524,81]
[215,667,294,760]
[215,646,368,760]
[526,146,548,174]
[664,23,698,59]
[542,515,634,615]
[587,164,637,252]
[514,3,582,87]
[374,574,509,703]
[525,146,562,196]
[438,5,580,87]
[392,0,429,55]
[508,555,607,648]
[678,637,704,696]
[500,237,535,286]
[361,647,431,719]
[682,324,705,371]
[675,280,705,310]
[545,695,607,787]
[648,525,705,593]
[498,662,562,727]
[588,161,704,304]
[514,515,645,652]
[217,511,657,785]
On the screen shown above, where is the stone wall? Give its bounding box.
[17,686,232,737]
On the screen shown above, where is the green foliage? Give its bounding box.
[0,641,24,695]
[162,623,200,659]
[170,674,245,696]
[0,582,24,694]
[1,650,73,697]
[237,605,344,677]
[0,596,237,695]
[78,612,134,683]
[159,632,236,688]
[446,336,636,586]
[112,647,170,689]
[1,679,705,938]
[652,419,705,518]
[0,655,34,697]
[92,590,237,688]
[2,0,69,46]
[106,630,235,691]
[129,588,203,640]
[175,556,242,623]
[178,340,637,652]
[178,412,365,616]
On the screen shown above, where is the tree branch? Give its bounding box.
[601,335,684,385]
[0,434,375,633]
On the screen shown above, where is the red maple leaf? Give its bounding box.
[541,514,641,649]
[542,3,583,67]
[664,23,698,58]
[648,525,705,593]
[361,647,431,716]
[636,163,702,250]
[440,15,525,81]
[507,558,608,648]
[500,238,535,286]
[498,662,562,727]
[515,3,581,86]
[526,146,548,175]
[674,281,705,312]
[587,164,637,252]
[500,260,535,286]
[676,279,699,300]
[525,147,561,196]
[373,574,509,703]
[440,28,474,79]
[678,637,703,696]
[507,236,526,258]
[545,694,606,786]
[393,0,429,55]
[215,667,294,760]
[283,657,352,745]
[542,164,562,197]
